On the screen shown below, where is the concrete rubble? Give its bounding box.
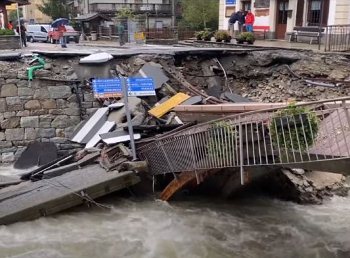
[0,48,350,224]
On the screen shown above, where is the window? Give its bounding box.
[307,0,329,26]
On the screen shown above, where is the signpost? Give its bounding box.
[92,77,156,160]
[92,79,122,98]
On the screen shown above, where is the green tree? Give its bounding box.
[8,9,23,23]
[37,0,71,20]
[181,0,219,30]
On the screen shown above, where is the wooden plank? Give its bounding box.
[149,93,190,118]
[0,165,140,225]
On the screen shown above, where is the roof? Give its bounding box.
[74,13,111,22]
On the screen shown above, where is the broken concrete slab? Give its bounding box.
[71,107,109,144]
[107,97,145,126]
[223,92,253,103]
[79,52,113,64]
[180,96,203,106]
[101,129,141,145]
[85,121,116,149]
[136,62,169,89]
[14,142,58,169]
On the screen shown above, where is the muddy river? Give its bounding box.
[1,166,350,258]
[1,191,350,258]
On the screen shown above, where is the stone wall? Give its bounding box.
[0,59,98,163]
[0,36,21,50]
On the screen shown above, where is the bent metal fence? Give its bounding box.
[325,24,350,52]
[138,97,350,184]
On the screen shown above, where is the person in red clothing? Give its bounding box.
[7,21,13,30]
[57,24,67,48]
[245,10,255,32]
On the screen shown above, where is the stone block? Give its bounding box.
[51,115,70,128]
[84,93,95,102]
[82,102,93,108]
[64,108,80,116]
[30,110,47,116]
[67,95,77,102]
[16,110,30,117]
[6,96,21,105]
[25,128,38,140]
[18,87,34,96]
[7,104,23,112]
[1,84,18,97]
[2,152,15,163]
[24,100,41,110]
[19,96,33,101]
[41,99,56,109]
[17,80,29,87]
[49,109,64,115]
[50,137,69,144]
[0,98,6,112]
[56,128,65,138]
[1,117,20,129]
[0,141,12,148]
[12,140,33,147]
[64,126,75,139]
[0,132,5,141]
[6,79,19,84]
[67,101,79,109]
[48,86,72,99]
[20,116,39,128]
[37,128,56,138]
[56,99,68,108]
[5,128,24,141]
[33,88,50,99]
[4,112,16,118]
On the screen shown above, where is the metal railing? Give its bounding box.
[138,97,350,181]
[325,24,350,52]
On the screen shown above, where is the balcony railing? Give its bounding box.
[90,3,172,14]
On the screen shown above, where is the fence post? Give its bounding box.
[239,116,244,185]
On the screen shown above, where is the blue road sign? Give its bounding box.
[226,0,236,4]
[127,77,156,97]
[92,79,122,98]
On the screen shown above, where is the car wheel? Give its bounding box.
[29,37,34,43]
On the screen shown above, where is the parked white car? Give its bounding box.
[26,24,50,43]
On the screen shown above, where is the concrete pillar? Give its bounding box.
[287,0,298,34]
[328,0,336,25]
[269,0,277,38]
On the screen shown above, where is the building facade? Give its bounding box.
[75,0,176,28]
[219,0,350,39]
[22,0,51,24]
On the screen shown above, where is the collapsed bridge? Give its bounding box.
[138,97,350,185]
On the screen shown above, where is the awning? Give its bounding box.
[74,13,111,22]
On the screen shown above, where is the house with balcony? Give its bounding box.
[219,0,350,39]
[76,0,175,29]
[0,0,29,28]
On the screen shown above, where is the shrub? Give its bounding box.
[269,104,319,151]
[237,32,255,44]
[207,121,236,164]
[195,29,214,41]
[0,29,15,36]
[214,30,231,42]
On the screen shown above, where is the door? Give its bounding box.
[276,0,289,39]
[295,0,304,26]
